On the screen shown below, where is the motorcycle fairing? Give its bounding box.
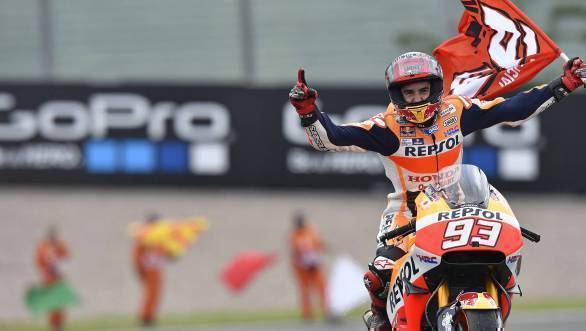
[386,187,523,328]
[415,183,516,221]
[386,246,441,326]
[414,206,523,257]
[505,248,523,280]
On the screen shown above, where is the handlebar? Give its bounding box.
[380,221,416,243]
[520,227,541,243]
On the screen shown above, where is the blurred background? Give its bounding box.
[0,0,585,330]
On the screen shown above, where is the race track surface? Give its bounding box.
[91,310,586,331]
[1,188,585,320]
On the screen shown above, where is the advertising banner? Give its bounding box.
[0,83,583,192]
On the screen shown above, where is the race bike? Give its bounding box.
[379,165,540,330]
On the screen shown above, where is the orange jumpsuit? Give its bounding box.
[35,238,69,331]
[290,226,328,319]
[133,242,166,325]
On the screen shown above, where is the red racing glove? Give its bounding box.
[289,68,319,117]
[561,57,586,92]
[550,57,586,101]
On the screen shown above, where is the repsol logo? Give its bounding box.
[404,135,460,157]
[437,208,503,221]
[388,256,420,313]
[0,93,230,142]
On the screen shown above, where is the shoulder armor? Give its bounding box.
[384,103,400,128]
[346,112,387,130]
[443,95,472,109]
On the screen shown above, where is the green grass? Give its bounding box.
[2,299,586,331]
[0,309,302,331]
[512,297,586,310]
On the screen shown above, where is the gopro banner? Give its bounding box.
[0,83,583,193]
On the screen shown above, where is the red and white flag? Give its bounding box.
[433,0,561,100]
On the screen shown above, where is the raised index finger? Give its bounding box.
[297,68,307,85]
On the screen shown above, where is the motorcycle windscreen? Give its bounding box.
[440,165,490,209]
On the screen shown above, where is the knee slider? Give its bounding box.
[363,270,386,297]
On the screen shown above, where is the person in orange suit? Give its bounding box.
[35,227,69,331]
[289,212,330,320]
[133,213,167,327]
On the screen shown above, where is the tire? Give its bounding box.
[454,309,502,331]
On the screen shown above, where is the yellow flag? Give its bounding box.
[127,217,209,257]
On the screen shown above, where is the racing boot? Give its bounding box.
[362,263,392,330]
[362,306,391,331]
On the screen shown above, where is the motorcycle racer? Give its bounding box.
[288,51,586,330]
